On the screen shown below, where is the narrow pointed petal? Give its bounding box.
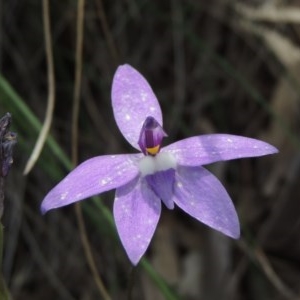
[114,177,161,265]
[164,134,278,166]
[173,166,240,238]
[146,169,175,209]
[41,154,141,213]
[112,64,163,150]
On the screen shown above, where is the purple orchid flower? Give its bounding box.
[41,64,278,265]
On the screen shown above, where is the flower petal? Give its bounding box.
[112,64,163,150]
[145,169,175,209]
[173,166,240,238]
[163,134,278,166]
[41,154,141,213]
[114,176,161,265]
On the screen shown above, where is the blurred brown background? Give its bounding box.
[0,0,300,299]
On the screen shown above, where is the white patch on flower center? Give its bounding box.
[138,152,177,176]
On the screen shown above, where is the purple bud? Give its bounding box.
[138,117,167,155]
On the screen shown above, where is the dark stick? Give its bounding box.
[0,112,17,219]
[0,112,17,299]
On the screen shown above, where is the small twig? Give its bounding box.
[95,0,119,67]
[71,0,85,166]
[75,204,111,300]
[23,0,56,175]
[238,239,300,300]
[235,4,300,24]
[71,1,111,299]
[170,0,186,136]
[22,221,76,300]
[254,248,300,300]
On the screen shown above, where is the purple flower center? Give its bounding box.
[138,116,167,156]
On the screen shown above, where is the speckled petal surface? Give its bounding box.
[114,176,161,265]
[112,64,163,150]
[173,166,240,238]
[163,134,278,166]
[41,154,141,213]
